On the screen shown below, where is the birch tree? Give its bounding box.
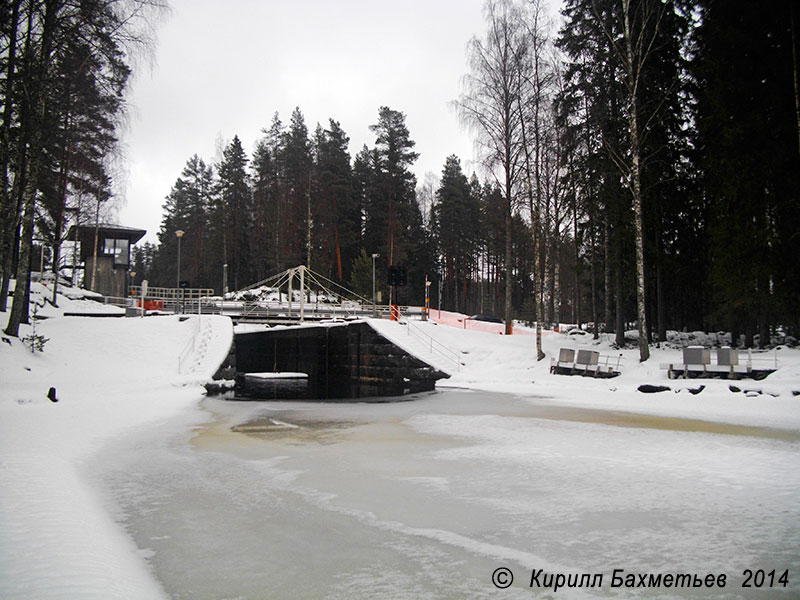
[592,0,669,361]
[458,0,528,335]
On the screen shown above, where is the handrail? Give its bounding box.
[129,285,215,300]
[597,353,624,370]
[178,333,194,373]
[393,308,462,372]
[177,316,203,374]
[100,295,129,307]
[406,322,463,372]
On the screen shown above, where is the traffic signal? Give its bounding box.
[387,266,407,286]
[397,266,407,286]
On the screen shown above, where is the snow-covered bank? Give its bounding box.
[370,317,800,431]
[0,312,232,599]
[2,299,799,597]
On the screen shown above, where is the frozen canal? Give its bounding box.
[95,390,800,599]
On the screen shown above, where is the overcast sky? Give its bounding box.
[118,0,515,244]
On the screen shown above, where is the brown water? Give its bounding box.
[197,392,800,447]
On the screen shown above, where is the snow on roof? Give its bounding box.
[67,223,147,244]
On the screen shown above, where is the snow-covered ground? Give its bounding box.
[2,287,799,598]
[1,284,231,599]
[370,317,800,431]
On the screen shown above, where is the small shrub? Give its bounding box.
[22,306,49,353]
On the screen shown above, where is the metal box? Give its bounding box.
[576,349,599,365]
[683,346,710,365]
[558,348,575,363]
[717,347,739,366]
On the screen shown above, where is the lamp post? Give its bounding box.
[423,276,431,321]
[372,253,379,318]
[175,229,184,313]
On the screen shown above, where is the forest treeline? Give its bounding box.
[2,0,799,357]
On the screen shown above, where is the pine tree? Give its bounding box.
[282,107,313,268]
[432,155,482,312]
[252,112,286,274]
[364,107,419,265]
[313,119,360,282]
[154,155,213,288]
[251,139,277,280]
[214,136,251,291]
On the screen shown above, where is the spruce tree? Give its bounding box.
[696,0,800,343]
[313,119,360,282]
[282,107,313,268]
[214,136,251,291]
[154,155,213,288]
[432,155,481,312]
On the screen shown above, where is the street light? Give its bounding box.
[175,229,184,313]
[423,276,431,321]
[372,253,379,318]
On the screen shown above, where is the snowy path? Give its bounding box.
[177,314,234,381]
[367,318,465,375]
[0,315,233,600]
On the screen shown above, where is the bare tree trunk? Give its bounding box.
[504,203,513,335]
[572,183,581,326]
[0,174,23,313]
[5,155,39,336]
[758,271,769,349]
[603,219,612,334]
[0,0,21,282]
[0,0,23,313]
[518,95,544,356]
[791,6,800,155]
[51,206,64,305]
[589,217,600,339]
[5,0,57,337]
[623,2,650,361]
[542,202,552,325]
[51,137,72,306]
[553,256,560,325]
[745,324,754,349]
[90,194,101,291]
[655,216,666,345]
[614,235,625,348]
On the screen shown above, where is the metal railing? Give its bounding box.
[660,347,780,376]
[392,308,463,372]
[213,299,399,321]
[550,349,624,376]
[129,285,215,301]
[178,315,203,374]
[597,353,624,371]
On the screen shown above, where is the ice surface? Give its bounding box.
[96,392,799,599]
